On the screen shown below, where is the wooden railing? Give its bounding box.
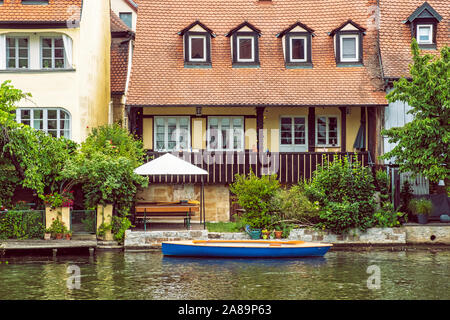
[145,151,369,184]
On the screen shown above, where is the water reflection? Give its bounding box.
[0,250,449,300]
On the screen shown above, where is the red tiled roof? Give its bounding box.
[127,0,387,107]
[111,10,132,34]
[379,0,450,79]
[0,0,82,24]
[111,40,130,94]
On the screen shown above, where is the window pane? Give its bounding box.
[18,38,28,48]
[42,38,52,48]
[317,117,327,145]
[18,59,28,68]
[48,120,57,130]
[48,130,58,138]
[62,130,70,139]
[119,12,132,29]
[418,26,431,42]
[21,110,30,120]
[6,38,15,48]
[342,38,356,59]
[42,59,52,68]
[280,117,292,145]
[329,117,338,145]
[294,118,305,145]
[291,38,305,60]
[33,110,43,119]
[54,48,64,58]
[238,38,253,60]
[208,118,219,149]
[19,49,28,58]
[42,48,52,58]
[190,37,205,60]
[60,120,70,130]
[54,38,64,48]
[34,119,44,130]
[48,110,57,119]
[54,59,65,68]
[8,48,15,59]
[7,59,16,68]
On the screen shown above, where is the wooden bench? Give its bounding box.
[134,202,199,230]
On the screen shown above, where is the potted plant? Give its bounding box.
[44,228,52,240]
[64,230,72,240]
[408,198,433,224]
[262,229,271,239]
[273,225,283,239]
[48,218,66,239]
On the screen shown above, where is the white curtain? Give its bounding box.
[0,34,6,70]
[62,34,73,68]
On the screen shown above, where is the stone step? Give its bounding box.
[71,233,97,241]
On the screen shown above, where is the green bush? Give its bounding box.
[375,170,390,202]
[316,201,359,234]
[230,171,280,229]
[408,198,433,216]
[111,215,133,243]
[0,210,45,239]
[273,184,321,225]
[304,155,377,234]
[374,203,403,228]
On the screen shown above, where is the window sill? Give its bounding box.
[316,145,340,148]
[184,62,212,68]
[232,62,260,68]
[285,62,313,69]
[418,43,437,50]
[336,62,363,67]
[0,68,76,73]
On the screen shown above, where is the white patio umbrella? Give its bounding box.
[134,153,208,176]
[134,153,208,228]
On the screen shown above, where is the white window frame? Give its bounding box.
[207,116,244,151]
[188,34,207,62]
[154,116,191,151]
[289,36,307,63]
[5,36,29,69]
[316,115,340,147]
[279,116,308,152]
[340,34,359,62]
[15,108,71,139]
[417,24,433,44]
[236,35,255,62]
[40,36,66,69]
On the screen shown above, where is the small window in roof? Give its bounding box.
[404,2,442,49]
[179,21,214,67]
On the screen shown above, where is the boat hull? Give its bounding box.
[162,240,332,258]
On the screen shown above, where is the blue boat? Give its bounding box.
[162,240,332,258]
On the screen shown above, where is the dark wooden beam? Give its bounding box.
[256,107,265,153]
[339,107,347,152]
[367,107,376,164]
[308,107,315,152]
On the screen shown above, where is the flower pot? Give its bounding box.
[64,234,71,240]
[417,214,428,224]
[274,231,283,239]
[55,233,63,240]
[248,229,261,240]
[44,233,52,240]
[440,214,450,223]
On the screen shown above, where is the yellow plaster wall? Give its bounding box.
[0,0,111,143]
[142,117,153,149]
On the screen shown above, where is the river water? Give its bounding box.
[0,249,448,300]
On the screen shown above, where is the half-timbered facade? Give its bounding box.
[126,0,388,221]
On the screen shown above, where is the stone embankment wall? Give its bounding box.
[124,226,450,249]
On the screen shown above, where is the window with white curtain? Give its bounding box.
[16,108,71,139]
[154,116,190,151]
[316,116,339,146]
[208,116,244,151]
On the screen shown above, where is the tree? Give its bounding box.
[381,40,449,184]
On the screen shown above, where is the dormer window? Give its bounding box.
[179,21,215,67]
[404,2,442,49]
[277,22,314,68]
[329,20,365,66]
[226,22,261,67]
[417,24,433,44]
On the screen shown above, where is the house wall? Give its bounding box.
[137,183,230,222]
[141,106,366,153]
[0,0,111,143]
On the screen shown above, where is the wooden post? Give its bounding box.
[256,107,265,155]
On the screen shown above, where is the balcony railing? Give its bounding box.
[144,151,369,184]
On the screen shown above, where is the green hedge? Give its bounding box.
[0,210,45,239]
